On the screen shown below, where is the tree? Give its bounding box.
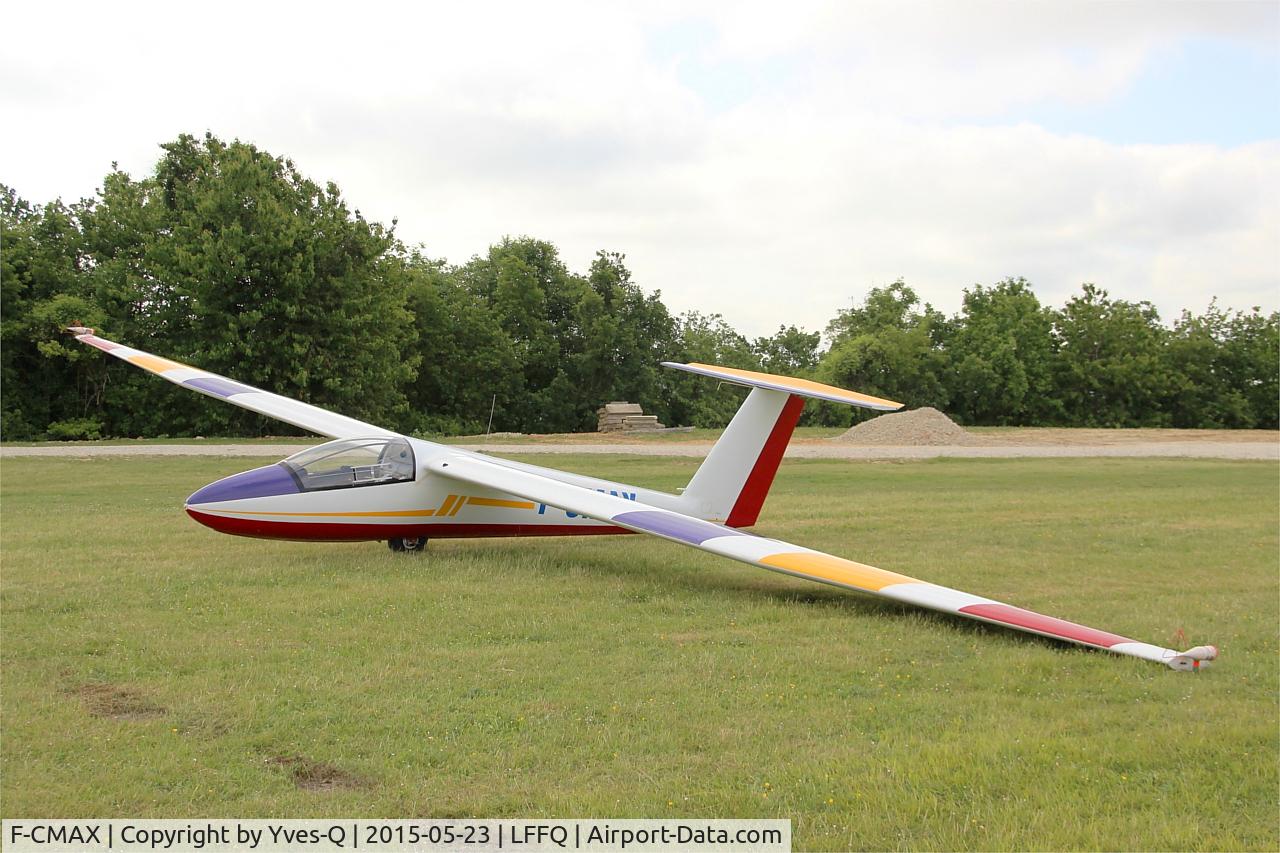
[0,187,109,439]
[77,133,419,435]
[402,254,520,434]
[457,237,591,432]
[664,311,761,427]
[575,251,680,424]
[825,279,928,343]
[1225,308,1280,429]
[947,278,1060,425]
[1053,284,1173,427]
[454,242,681,433]
[1166,302,1279,429]
[818,280,950,422]
[753,325,821,375]
[8,133,1276,440]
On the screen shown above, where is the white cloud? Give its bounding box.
[2,0,1276,336]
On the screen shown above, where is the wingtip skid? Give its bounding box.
[1164,645,1218,671]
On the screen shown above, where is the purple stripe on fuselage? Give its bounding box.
[185,376,257,398]
[613,510,745,545]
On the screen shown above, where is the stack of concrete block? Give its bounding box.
[597,402,665,433]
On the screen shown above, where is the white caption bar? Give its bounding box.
[2,820,791,853]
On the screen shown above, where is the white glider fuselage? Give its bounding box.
[184,379,806,542]
[185,437,685,542]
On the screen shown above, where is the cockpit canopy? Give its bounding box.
[282,437,416,491]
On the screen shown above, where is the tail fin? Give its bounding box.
[665,363,901,527]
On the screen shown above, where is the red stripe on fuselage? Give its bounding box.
[186,508,635,542]
[957,603,1133,648]
[725,393,805,528]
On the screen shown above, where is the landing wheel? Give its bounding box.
[388,537,428,553]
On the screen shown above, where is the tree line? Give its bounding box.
[2,132,1276,440]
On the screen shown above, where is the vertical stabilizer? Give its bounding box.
[665,362,902,528]
[679,388,804,526]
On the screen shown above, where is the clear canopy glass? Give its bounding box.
[282,437,415,491]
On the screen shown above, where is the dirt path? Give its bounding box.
[3,440,1275,460]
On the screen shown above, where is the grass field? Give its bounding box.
[2,455,1276,850]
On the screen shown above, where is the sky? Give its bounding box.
[3,0,1278,338]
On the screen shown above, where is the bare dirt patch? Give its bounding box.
[71,683,165,720]
[268,755,365,791]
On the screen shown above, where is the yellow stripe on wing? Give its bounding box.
[128,354,190,373]
[759,552,918,591]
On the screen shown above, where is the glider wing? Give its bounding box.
[432,451,1216,671]
[68,328,398,439]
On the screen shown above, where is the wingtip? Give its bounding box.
[861,397,905,412]
[66,325,96,336]
[1165,644,1218,671]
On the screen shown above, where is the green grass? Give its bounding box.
[2,456,1276,850]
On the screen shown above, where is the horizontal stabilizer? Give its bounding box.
[662,362,902,410]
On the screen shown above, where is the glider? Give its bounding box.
[68,327,1217,671]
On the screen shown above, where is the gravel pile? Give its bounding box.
[834,406,986,445]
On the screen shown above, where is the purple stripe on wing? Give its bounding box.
[185,376,257,398]
[613,510,745,545]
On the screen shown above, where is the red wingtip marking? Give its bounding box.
[958,603,1134,648]
[79,335,121,352]
[725,393,805,528]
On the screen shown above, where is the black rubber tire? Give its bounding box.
[387,537,428,553]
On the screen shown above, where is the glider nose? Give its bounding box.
[185,463,300,506]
